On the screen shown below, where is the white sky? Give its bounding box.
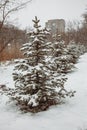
[12,0,87,29]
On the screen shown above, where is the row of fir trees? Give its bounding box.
[3,17,77,113]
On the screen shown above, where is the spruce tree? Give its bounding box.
[67,41,87,64]
[52,35,74,73]
[9,17,75,113]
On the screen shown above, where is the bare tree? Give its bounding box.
[0,0,32,60]
[65,20,81,44]
[0,0,32,30]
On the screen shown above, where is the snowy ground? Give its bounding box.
[0,53,87,130]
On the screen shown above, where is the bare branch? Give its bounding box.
[0,0,32,55]
[0,0,32,30]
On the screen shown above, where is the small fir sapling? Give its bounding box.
[67,41,87,64]
[52,35,75,73]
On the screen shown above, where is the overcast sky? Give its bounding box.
[12,0,87,29]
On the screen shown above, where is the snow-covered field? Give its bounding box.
[0,53,87,130]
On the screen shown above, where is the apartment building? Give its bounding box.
[45,19,65,34]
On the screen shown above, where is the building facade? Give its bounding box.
[45,19,65,35]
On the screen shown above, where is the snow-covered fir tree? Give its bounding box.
[8,17,75,113]
[52,35,75,74]
[67,41,87,64]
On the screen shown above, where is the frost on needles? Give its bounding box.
[10,16,75,113]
